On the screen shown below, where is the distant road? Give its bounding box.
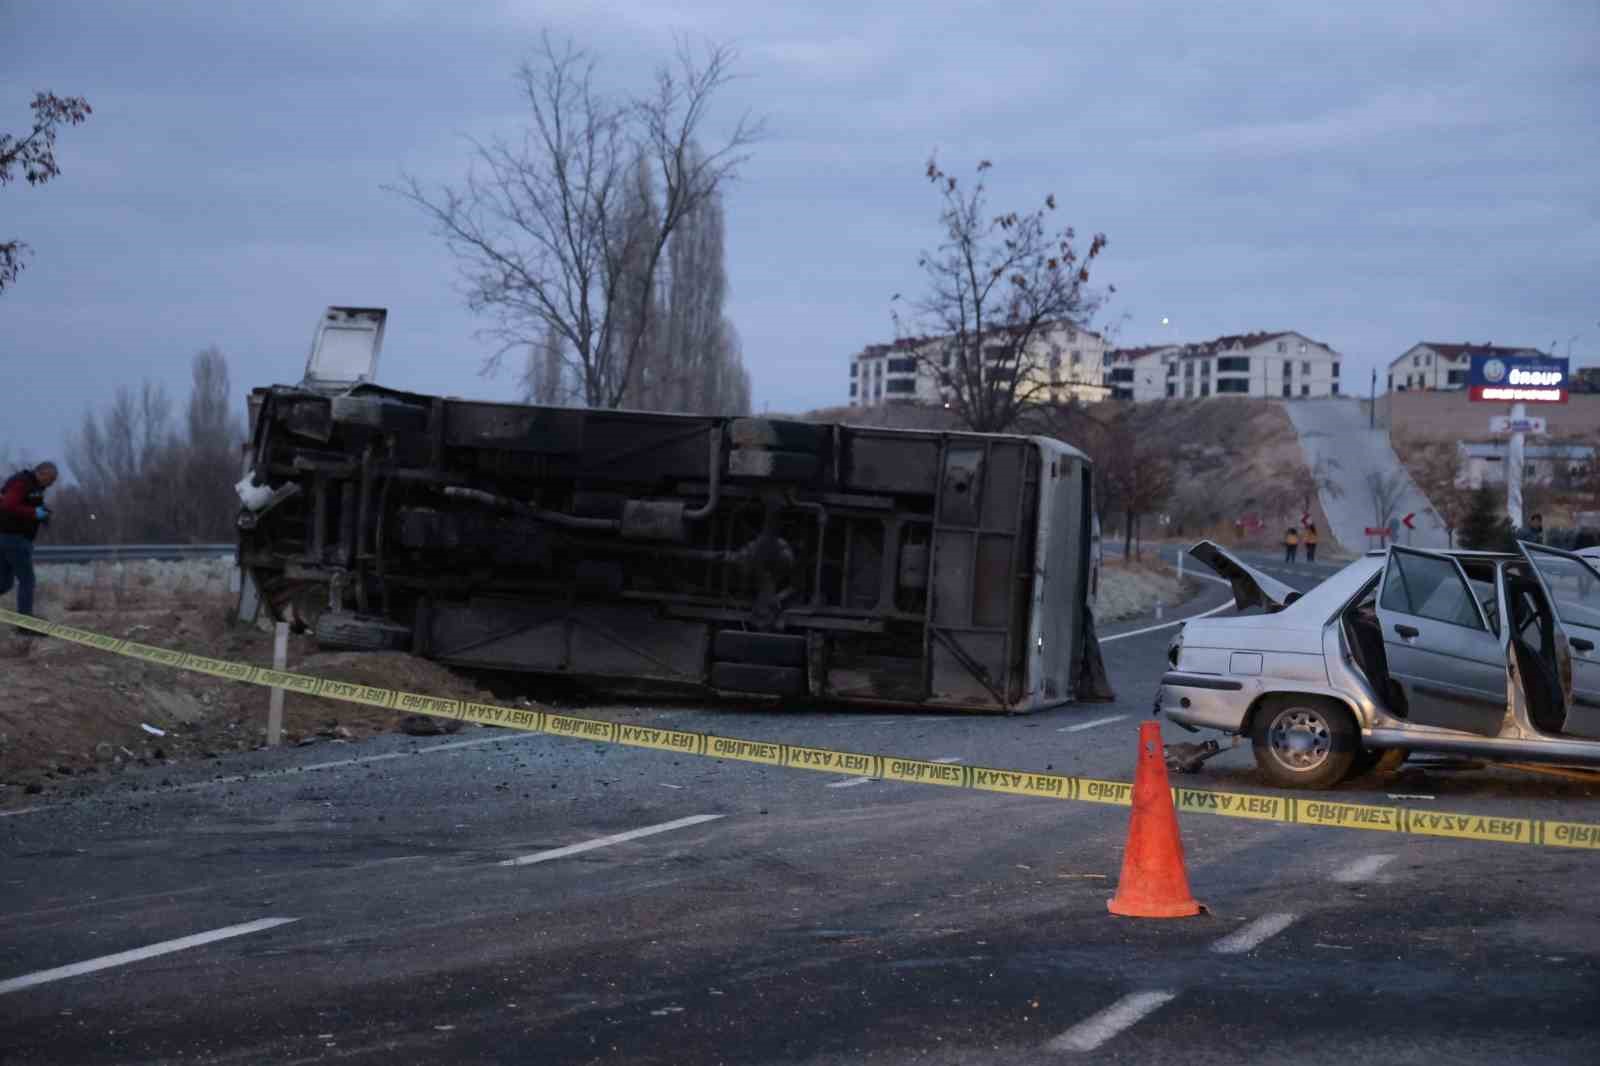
[33,544,235,563]
[1284,398,1448,552]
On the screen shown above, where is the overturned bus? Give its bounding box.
[236,307,1109,713]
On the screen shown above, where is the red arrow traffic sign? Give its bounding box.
[1301,512,1311,526]
[1402,512,1416,530]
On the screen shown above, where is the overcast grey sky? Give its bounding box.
[4,0,1596,473]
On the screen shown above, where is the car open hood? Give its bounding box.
[1187,540,1301,614]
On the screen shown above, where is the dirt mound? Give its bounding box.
[0,564,503,806]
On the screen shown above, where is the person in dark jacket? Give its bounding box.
[0,462,58,634]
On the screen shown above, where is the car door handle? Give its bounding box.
[1394,624,1420,639]
[1573,637,1595,653]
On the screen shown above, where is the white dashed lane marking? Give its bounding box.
[1211,912,1298,955]
[1058,715,1128,733]
[1332,853,1397,883]
[1047,990,1177,1053]
[0,917,300,996]
[499,814,724,867]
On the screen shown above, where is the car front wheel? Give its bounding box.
[1251,696,1358,789]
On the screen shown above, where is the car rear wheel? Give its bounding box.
[1251,696,1358,789]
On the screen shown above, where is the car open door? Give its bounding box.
[1186,541,1300,613]
[1375,547,1506,735]
[1518,543,1600,739]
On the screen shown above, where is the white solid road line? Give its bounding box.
[499,814,724,867]
[0,917,299,996]
[1211,912,1298,955]
[1100,599,1234,644]
[1332,853,1398,883]
[1,735,533,818]
[1047,990,1177,1053]
[1058,715,1128,733]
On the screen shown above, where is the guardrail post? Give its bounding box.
[267,621,288,746]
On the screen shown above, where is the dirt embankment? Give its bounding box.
[0,561,502,806]
[1096,558,1191,623]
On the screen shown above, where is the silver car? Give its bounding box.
[1158,540,1600,788]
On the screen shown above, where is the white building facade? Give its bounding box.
[1106,331,1344,402]
[1388,342,1547,393]
[848,323,1110,408]
[1457,440,1594,490]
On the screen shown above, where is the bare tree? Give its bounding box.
[67,383,177,543]
[896,158,1108,433]
[178,348,246,539]
[1366,469,1408,532]
[710,319,752,415]
[523,326,568,404]
[646,167,751,415]
[1094,412,1174,560]
[59,350,245,543]
[393,33,761,408]
[1404,439,1471,547]
[1262,450,1343,525]
[1,92,92,292]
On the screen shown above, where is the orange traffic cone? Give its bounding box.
[1107,721,1204,918]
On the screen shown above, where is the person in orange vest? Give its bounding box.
[1303,522,1319,563]
[1283,526,1299,564]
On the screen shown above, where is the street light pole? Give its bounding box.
[1369,366,1377,429]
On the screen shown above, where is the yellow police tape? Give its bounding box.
[6,606,1599,850]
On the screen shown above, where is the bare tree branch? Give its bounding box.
[390,32,762,409]
[1,91,92,293]
[1366,469,1408,531]
[894,158,1109,433]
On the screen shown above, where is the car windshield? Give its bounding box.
[1525,549,1600,630]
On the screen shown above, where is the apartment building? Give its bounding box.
[1102,345,1179,401]
[848,322,1109,407]
[1388,342,1548,392]
[1105,331,1344,402]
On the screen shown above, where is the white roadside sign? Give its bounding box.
[1491,415,1547,434]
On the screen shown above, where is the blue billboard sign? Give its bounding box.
[1468,354,1569,404]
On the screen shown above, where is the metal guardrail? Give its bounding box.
[33,543,236,563]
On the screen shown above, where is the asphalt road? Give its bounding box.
[1285,398,1450,552]
[3,563,1597,1065]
